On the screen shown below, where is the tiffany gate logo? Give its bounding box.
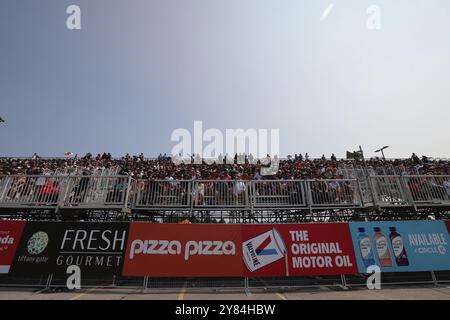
[170,121,280,175]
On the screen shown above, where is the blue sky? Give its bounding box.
[1,0,449,158]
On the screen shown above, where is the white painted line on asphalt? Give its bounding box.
[275,292,288,300]
[32,288,48,295]
[178,282,187,300]
[258,278,287,300]
[69,287,98,300]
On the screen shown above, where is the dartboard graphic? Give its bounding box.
[27,232,49,255]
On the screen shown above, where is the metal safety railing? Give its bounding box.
[0,175,66,208]
[134,180,191,208]
[369,176,411,207]
[192,180,249,208]
[306,179,361,207]
[63,176,131,209]
[2,272,450,292]
[403,175,450,205]
[369,175,450,208]
[251,180,306,208]
[0,175,449,212]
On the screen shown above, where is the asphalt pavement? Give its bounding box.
[0,285,449,300]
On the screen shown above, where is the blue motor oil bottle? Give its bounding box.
[357,227,376,268]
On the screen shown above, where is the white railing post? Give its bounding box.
[249,181,255,215]
[356,180,365,207]
[0,176,11,203]
[122,176,133,214]
[189,181,194,215]
[57,176,72,211]
[305,180,313,213]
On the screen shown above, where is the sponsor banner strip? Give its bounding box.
[0,220,26,274]
[10,222,130,276]
[123,223,359,277]
[349,221,450,273]
[7,220,450,277]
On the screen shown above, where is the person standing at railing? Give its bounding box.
[328,180,341,202]
[233,176,246,205]
[192,182,204,205]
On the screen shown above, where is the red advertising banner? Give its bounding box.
[446,221,450,234]
[123,222,358,277]
[0,220,26,274]
[242,224,357,277]
[123,223,243,277]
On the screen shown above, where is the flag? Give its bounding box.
[346,150,363,160]
[64,151,74,157]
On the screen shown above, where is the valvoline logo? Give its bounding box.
[243,228,287,273]
[255,236,279,256]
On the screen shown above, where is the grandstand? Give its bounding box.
[1,154,450,294]
[1,153,449,222]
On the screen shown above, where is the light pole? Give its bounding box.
[375,146,389,160]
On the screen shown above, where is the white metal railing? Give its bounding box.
[63,176,130,208]
[369,176,410,207]
[369,175,450,208]
[358,179,375,207]
[134,180,191,208]
[0,175,66,207]
[403,175,450,204]
[0,175,449,211]
[252,180,306,208]
[192,180,249,208]
[306,179,360,207]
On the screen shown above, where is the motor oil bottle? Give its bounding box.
[373,227,392,267]
[357,227,376,268]
[389,227,409,266]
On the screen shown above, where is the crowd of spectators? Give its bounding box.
[1,152,449,180]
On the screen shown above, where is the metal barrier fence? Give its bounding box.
[134,180,191,208]
[192,180,249,208]
[0,175,449,212]
[369,176,411,207]
[403,175,450,205]
[2,272,450,292]
[252,180,306,208]
[306,179,360,207]
[63,176,130,209]
[369,175,450,209]
[0,175,66,208]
